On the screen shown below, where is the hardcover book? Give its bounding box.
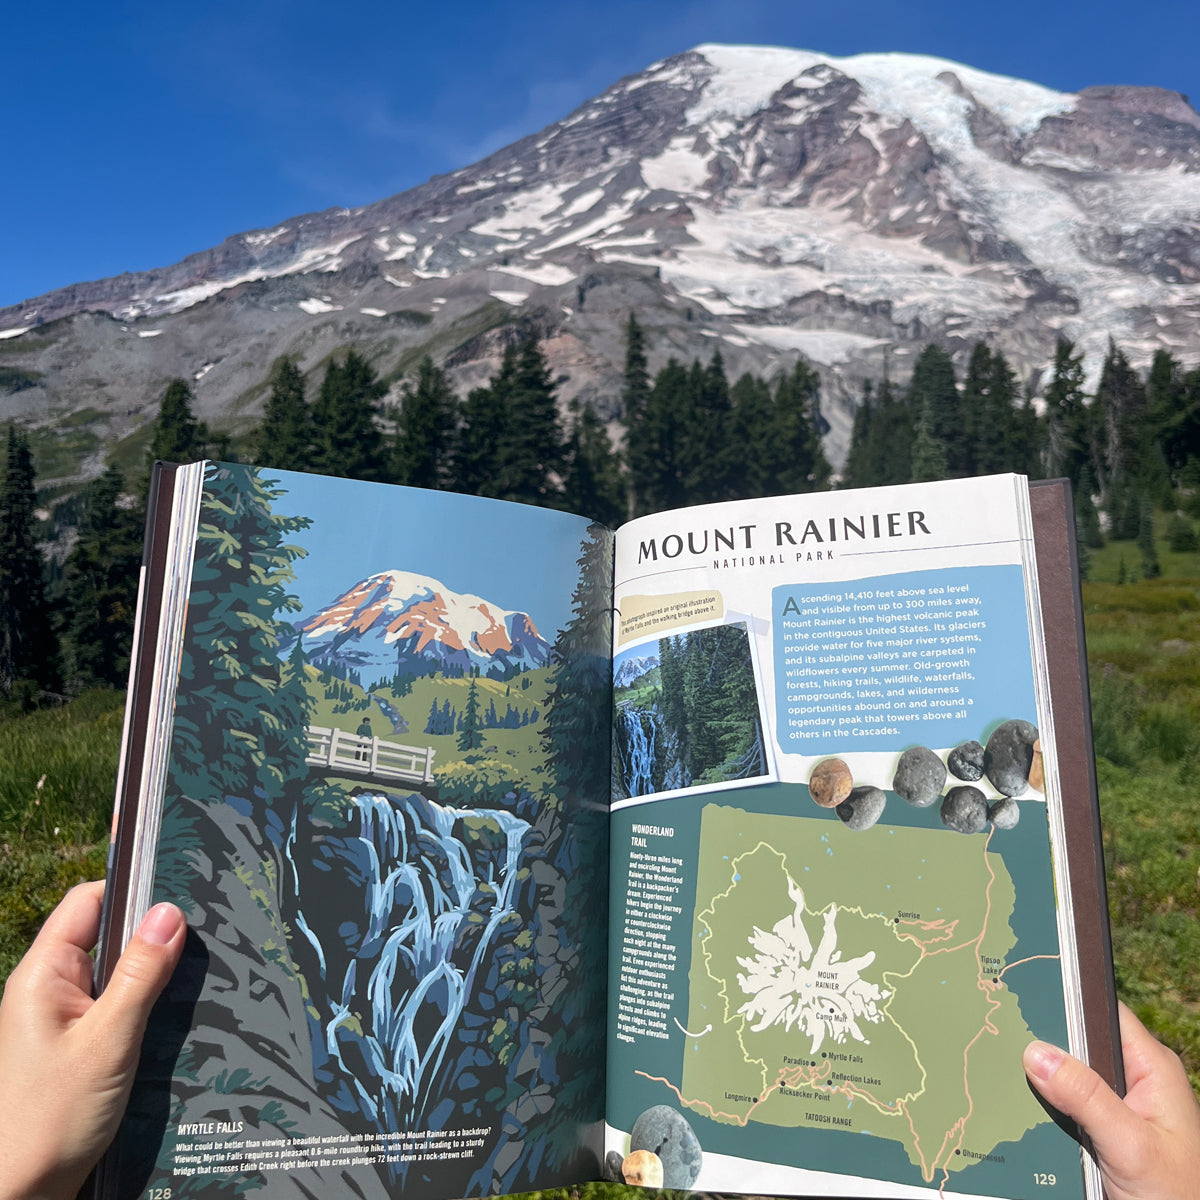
[96,463,1119,1200]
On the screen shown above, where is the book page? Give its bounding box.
[107,465,611,1200]
[605,476,1094,1200]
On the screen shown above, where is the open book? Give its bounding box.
[96,464,1120,1200]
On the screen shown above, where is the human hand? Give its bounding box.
[1024,1002,1200,1200]
[0,881,185,1200]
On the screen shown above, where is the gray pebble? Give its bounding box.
[940,786,989,834]
[837,786,887,831]
[604,1150,625,1183]
[988,796,1021,830]
[984,720,1039,796]
[630,1104,702,1189]
[892,746,947,807]
[948,740,985,781]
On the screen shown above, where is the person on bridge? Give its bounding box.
[357,715,372,761]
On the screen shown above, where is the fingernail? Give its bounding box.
[1024,1040,1066,1081]
[138,902,184,946]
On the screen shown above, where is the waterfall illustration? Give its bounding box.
[286,789,532,1149]
[617,705,659,797]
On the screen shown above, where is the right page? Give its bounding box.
[605,476,1106,1200]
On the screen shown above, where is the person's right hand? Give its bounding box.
[1024,1002,1200,1200]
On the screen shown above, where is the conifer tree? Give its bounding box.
[0,425,58,698]
[455,378,506,496]
[254,357,312,471]
[1093,340,1149,496]
[1044,338,1090,486]
[310,350,388,481]
[560,398,625,528]
[729,373,775,497]
[1137,498,1161,579]
[840,380,877,489]
[393,356,458,490]
[772,358,831,494]
[619,314,652,515]
[677,352,737,504]
[906,345,961,473]
[490,337,565,506]
[59,464,143,690]
[863,376,913,485]
[457,673,484,751]
[959,343,992,476]
[1074,465,1105,551]
[910,395,950,482]
[149,378,210,466]
[629,358,688,516]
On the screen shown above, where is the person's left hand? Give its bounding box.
[0,881,185,1200]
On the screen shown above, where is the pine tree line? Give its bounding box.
[6,322,1200,707]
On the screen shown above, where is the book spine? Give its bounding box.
[94,461,181,990]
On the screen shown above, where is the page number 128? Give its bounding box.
[148,1189,172,1199]
[1033,1173,1057,1186]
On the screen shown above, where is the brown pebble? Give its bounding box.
[1029,739,1044,792]
[622,1150,664,1187]
[810,758,853,808]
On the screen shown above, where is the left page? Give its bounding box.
[100,463,612,1200]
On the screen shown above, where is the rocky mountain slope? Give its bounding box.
[3,44,1199,483]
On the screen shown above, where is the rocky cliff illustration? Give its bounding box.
[290,570,550,682]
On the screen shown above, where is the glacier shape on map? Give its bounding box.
[736,877,890,1054]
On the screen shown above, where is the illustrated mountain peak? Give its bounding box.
[295,569,549,681]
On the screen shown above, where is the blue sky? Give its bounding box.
[269,468,593,642]
[3,0,1196,310]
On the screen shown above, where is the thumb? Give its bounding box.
[1023,1040,1148,1168]
[89,902,186,1053]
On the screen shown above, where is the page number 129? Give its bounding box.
[1033,1173,1057,1186]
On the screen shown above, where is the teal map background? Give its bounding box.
[607,783,1086,1199]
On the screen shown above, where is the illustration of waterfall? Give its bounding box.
[616,705,657,797]
[285,789,532,1156]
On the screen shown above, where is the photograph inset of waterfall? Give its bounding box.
[612,620,773,806]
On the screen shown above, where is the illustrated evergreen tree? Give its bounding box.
[254,357,313,471]
[392,356,459,490]
[150,464,320,907]
[0,425,59,698]
[58,463,143,690]
[1043,338,1091,487]
[560,398,625,527]
[310,350,388,481]
[771,358,832,494]
[457,673,484,751]
[488,336,565,506]
[541,521,616,807]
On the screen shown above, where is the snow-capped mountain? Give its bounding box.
[614,653,660,690]
[293,570,549,681]
[3,44,1200,480]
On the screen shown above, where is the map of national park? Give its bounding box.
[676,805,1067,1194]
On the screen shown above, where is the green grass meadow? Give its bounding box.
[1,526,1198,1099]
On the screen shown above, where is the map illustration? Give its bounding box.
[673,804,1082,1199]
